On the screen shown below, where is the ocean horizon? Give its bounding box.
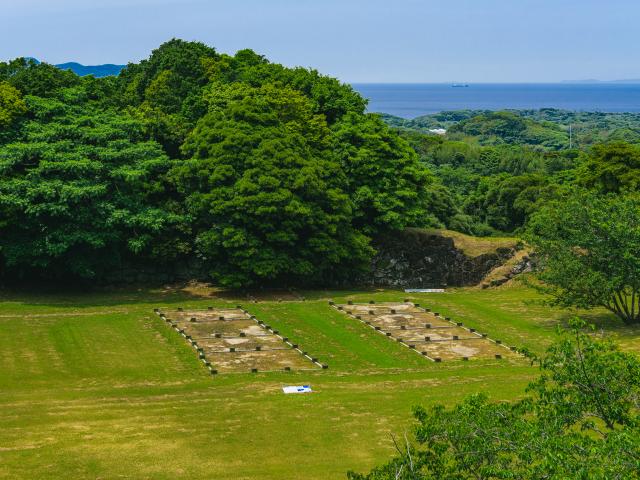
[351,83,640,119]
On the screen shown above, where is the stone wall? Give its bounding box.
[366,229,517,288]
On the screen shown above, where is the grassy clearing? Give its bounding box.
[0,281,636,479]
[423,229,519,257]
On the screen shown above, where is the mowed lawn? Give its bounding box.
[0,281,635,479]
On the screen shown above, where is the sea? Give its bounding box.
[351,83,640,119]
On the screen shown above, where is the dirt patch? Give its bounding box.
[158,307,321,373]
[337,302,518,362]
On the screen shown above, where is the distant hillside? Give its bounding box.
[562,78,640,84]
[381,108,640,148]
[379,111,489,132]
[55,62,125,77]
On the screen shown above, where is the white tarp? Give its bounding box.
[404,289,445,293]
[283,385,312,394]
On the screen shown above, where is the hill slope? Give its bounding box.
[54,61,125,77]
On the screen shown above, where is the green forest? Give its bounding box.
[1,39,639,289]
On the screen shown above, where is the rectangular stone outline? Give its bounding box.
[154,307,327,374]
[330,301,521,362]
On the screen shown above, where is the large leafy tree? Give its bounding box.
[0,58,80,97]
[332,113,434,235]
[170,84,372,287]
[464,173,558,232]
[348,320,640,479]
[117,39,218,156]
[527,191,640,325]
[0,82,27,129]
[118,38,217,112]
[578,141,640,193]
[203,50,367,124]
[0,92,185,279]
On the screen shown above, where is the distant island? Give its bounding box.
[55,62,125,77]
[562,78,640,84]
[25,57,125,77]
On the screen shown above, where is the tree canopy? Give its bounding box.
[170,84,372,287]
[578,141,640,193]
[348,320,640,479]
[0,39,433,286]
[0,82,27,129]
[527,191,640,325]
[3,39,640,286]
[0,94,183,280]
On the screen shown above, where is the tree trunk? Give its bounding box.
[608,289,640,325]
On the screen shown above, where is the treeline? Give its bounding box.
[0,40,444,287]
[396,125,640,235]
[385,108,640,146]
[383,109,640,235]
[2,40,639,287]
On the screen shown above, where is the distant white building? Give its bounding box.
[428,128,447,135]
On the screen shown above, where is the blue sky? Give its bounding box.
[2,0,638,82]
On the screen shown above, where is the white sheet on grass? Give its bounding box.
[404,289,445,293]
[283,385,312,394]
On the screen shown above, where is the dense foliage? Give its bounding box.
[385,108,640,147]
[348,320,640,479]
[171,84,373,286]
[0,39,433,286]
[395,130,577,234]
[527,191,640,325]
[2,40,639,286]
[383,107,640,235]
[0,94,183,280]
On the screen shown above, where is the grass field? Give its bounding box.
[0,280,636,479]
